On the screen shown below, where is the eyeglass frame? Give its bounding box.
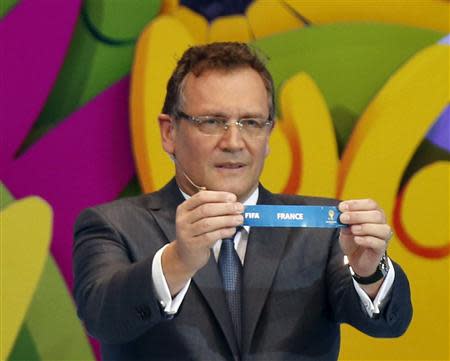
[173,110,274,137]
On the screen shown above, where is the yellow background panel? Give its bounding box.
[1,197,52,360]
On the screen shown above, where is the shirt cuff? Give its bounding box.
[151,244,191,315]
[352,258,395,318]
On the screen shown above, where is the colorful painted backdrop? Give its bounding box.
[1,1,449,360]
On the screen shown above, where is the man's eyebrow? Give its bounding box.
[208,111,229,118]
[198,110,268,119]
[240,112,268,119]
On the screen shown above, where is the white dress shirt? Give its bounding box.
[151,188,395,317]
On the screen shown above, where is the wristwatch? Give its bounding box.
[349,253,389,285]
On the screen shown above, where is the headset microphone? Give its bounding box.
[170,153,206,191]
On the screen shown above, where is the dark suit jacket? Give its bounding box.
[73,179,412,361]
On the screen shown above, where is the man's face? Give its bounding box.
[162,67,272,201]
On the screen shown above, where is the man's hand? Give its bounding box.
[162,191,244,296]
[338,199,392,297]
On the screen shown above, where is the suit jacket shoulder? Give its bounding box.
[73,179,183,344]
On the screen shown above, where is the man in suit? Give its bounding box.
[73,42,412,361]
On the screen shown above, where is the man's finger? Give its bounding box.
[187,202,244,224]
[196,227,239,248]
[353,235,387,252]
[338,229,358,255]
[349,223,392,241]
[340,210,386,225]
[182,191,237,211]
[339,199,380,212]
[191,214,244,237]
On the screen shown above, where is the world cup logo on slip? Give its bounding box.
[328,209,335,222]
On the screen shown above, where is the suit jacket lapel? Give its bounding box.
[145,178,182,245]
[146,179,240,358]
[193,257,241,358]
[242,185,292,354]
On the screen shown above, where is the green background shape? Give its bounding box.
[23,256,95,361]
[252,23,449,187]
[0,183,15,209]
[84,0,161,40]
[8,325,40,361]
[253,23,443,150]
[0,0,19,18]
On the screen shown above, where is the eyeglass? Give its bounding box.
[175,110,273,137]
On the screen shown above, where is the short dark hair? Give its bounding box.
[162,42,275,120]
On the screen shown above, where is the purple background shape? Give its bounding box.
[0,0,81,170]
[426,105,450,152]
[426,36,450,151]
[2,77,135,290]
[1,3,135,359]
[438,34,450,45]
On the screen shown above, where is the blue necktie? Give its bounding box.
[218,230,242,347]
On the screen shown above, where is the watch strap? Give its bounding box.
[349,254,389,285]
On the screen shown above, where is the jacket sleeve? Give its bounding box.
[73,207,168,344]
[325,228,413,337]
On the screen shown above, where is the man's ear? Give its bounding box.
[158,113,176,156]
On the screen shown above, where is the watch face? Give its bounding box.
[380,255,390,276]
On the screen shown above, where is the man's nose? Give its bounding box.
[218,123,245,151]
